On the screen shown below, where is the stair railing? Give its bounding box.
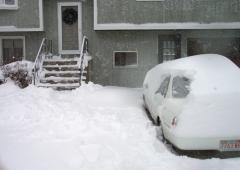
[32,38,53,85]
[79,36,89,85]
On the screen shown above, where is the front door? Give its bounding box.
[58,2,82,54]
[2,39,24,65]
[158,35,181,63]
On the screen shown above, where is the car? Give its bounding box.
[143,54,240,151]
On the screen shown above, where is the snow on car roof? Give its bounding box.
[145,54,240,95]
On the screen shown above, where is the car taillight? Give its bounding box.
[172,117,177,127]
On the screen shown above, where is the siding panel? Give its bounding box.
[97,0,240,24]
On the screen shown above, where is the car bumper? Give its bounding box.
[163,126,240,151]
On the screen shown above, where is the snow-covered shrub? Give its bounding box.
[0,70,5,85]
[0,61,33,88]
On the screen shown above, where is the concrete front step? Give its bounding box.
[38,83,80,88]
[43,60,78,66]
[38,56,87,90]
[42,77,80,81]
[43,65,79,71]
[40,79,80,84]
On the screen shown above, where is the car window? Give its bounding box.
[155,75,171,97]
[172,76,191,98]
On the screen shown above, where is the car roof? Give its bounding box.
[145,54,240,95]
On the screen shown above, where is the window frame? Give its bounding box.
[113,51,138,68]
[0,0,18,10]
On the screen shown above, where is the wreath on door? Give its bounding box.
[62,8,78,25]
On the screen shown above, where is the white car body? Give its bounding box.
[143,54,240,151]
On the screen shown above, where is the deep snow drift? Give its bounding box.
[0,82,239,170]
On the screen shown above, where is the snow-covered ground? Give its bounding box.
[0,82,240,170]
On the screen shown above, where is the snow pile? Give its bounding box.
[0,82,240,170]
[0,61,33,88]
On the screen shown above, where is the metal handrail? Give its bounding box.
[32,38,53,85]
[79,36,89,85]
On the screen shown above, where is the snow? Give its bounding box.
[0,82,240,170]
[94,22,240,30]
[144,54,240,95]
[1,60,33,77]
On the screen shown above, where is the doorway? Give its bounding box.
[58,2,82,54]
[187,38,240,67]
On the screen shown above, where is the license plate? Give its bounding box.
[220,140,240,151]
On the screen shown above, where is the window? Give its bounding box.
[155,75,171,97]
[2,38,24,65]
[172,76,191,98]
[0,0,18,9]
[114,51,138,67]
[163,41,176,62]
[159,35,181,63]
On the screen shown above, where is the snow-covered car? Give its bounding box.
[143,54,240,151]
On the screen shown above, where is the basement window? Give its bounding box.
[113,51,138,68]
[0,0,18,10]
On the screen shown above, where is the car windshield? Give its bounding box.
[172,76,191,98]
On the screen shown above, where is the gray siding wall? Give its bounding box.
[97,0,240,24]
[84,0,240,87]
[0,0,40,28]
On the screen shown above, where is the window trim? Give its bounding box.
[0,36,26,65]
[113,51,138,68]
[0,0,18,10]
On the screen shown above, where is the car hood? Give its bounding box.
[173,93,240,138]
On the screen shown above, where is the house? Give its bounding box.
[0,0,240,88]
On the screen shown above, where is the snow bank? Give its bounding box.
[0,82,240,170]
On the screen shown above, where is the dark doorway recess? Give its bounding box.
[188,38,240,67]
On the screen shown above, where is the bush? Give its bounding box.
[0,61,33,88]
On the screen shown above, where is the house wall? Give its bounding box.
[97,0,240,24]
[1,0,240,87]
[81,0,240,87]
[0,0,41,29]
